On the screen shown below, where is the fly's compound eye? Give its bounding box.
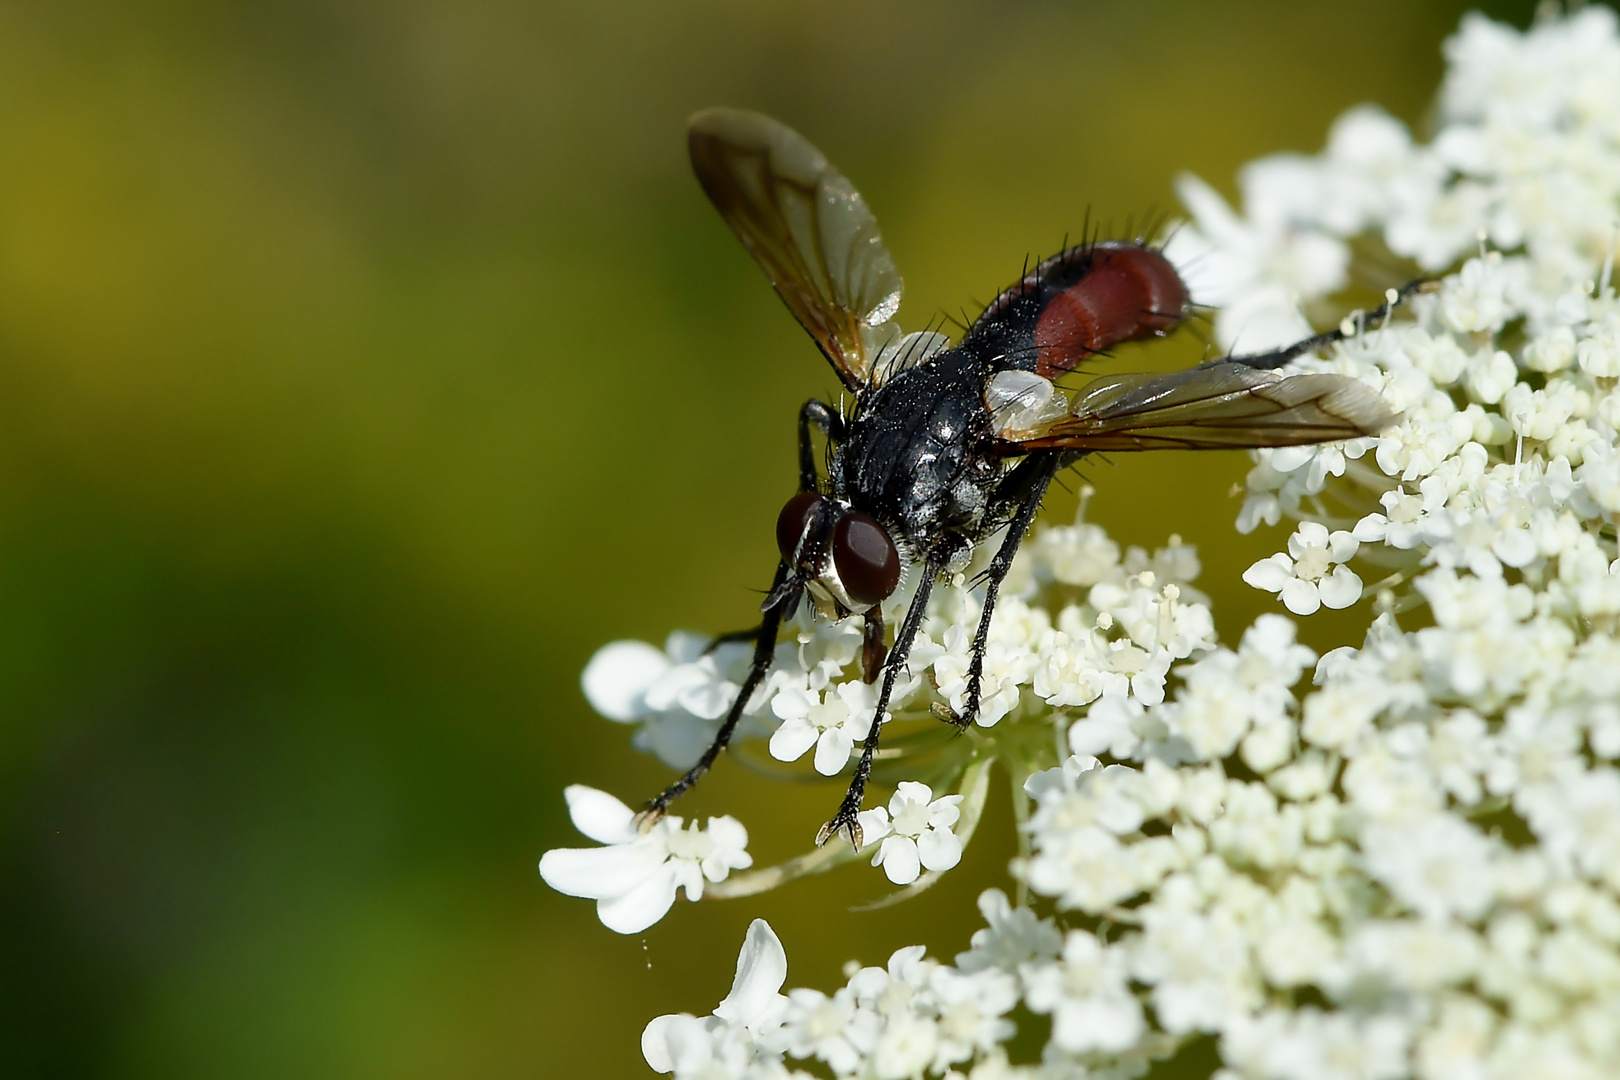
[832,511,900,606]
[776,491,824,562]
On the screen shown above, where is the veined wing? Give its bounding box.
[689,108,902,392]
[1006,362,1396,452]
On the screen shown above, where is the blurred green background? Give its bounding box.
[0,2,1541,1077]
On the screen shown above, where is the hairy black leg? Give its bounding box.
[799,399,846,491]
[861,605,887,683]
[703,625,763,653]
[1215,277,1436,372]
[943,456,1059,730]
[816,558,943,849]
[637,562,792,828]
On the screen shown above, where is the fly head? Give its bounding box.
[771,491,901,618]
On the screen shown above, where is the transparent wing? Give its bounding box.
[689,108,903,392]
[1008,362,1397,451]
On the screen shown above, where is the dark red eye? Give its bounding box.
[832,512,900,606]
[776,491,824,562]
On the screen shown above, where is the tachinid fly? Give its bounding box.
[638,108,1408,848]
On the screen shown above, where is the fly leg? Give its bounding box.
[941,455,1059,729]
[1217,277,1437,371]
[703,625,763,652]
[800,399,845,491]
[861,605,887,683]
[806,397,886,682]
[816,555,944,849]
[642,399,846,824]
[637,561,791,828]
[810,396,891,681]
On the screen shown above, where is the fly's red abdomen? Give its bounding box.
[1033,244,1188,378]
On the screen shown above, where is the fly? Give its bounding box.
[637,108,1410,848]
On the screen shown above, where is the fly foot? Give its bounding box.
[632,804,667,833]
[633,793,675,833]
[815,800,866,850]
[930,700,977,730]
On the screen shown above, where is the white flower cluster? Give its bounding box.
[551,492,1217,917]
[549,10,1620,1078]
[920,522,1214,721]
[584,512,1215,774]
[1016,10,1620,1078]
[641,902,1034,1080]
[548,515,1213,920]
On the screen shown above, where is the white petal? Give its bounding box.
[703,814,749,856]
[539,842,664,900]
[699,818,752,882]
[812,729,853,776]
[641,1013,710,1075]
[1174,173,1245,252]
[1353,512,1390,542]
[878,835,921,885]
[1280,578,1322,615]
[1243,554,1295,592]
[644,664,717,715]
[1067,716,1119,757]
[1131,668,1167,706]
[1245,613,1304,659]
[1326,530,1361,562]
[562,785,639,844]
[668,856,704,901]
[926,795,964,829]
[893,780,934,808]
[596,867,678,934]
[1268,445,1315,473]
[674,675,738,721]
[664,630,711,664]
[770,684,816,721]
[631,713,718,771]
[857,807,893,843]
[1317,566,1364,609]
[1291,521,1331,554]
[640,1015,678,1074]
[1493,527,1538,568]
[975,692,1013,727]
[768,717,819,763]
[1052,995,1144,1053]
[714,919,789,1030]
[916,829,963,873]
[581,640,668,721]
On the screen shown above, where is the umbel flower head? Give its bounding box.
[546,9,1620,1079]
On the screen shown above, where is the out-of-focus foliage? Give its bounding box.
[0,2,1539,1078]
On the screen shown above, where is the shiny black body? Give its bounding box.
[826,240,1153,576]
[647,320,1074,847]
[833,349,1011,564]
[783,333,1065,846]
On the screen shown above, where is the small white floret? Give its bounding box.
[1243,522,1363,615]
[857,781,965,885]
[538,786,751,933]
[768,679,875,775]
